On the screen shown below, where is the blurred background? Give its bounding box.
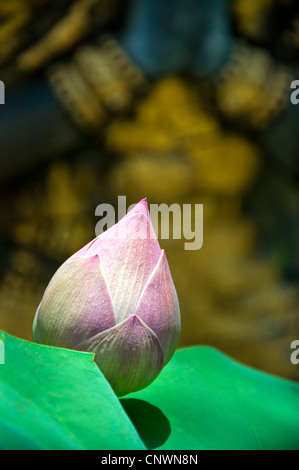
[0,0,298,380]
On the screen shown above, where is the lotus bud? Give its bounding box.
[33,199,181,396]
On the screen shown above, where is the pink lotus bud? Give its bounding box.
[33,199,181,396]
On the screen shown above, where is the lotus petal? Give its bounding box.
[76,315,164,397]
[71,199,156,259]
[70,200,161,323]
[134,250,181,364]
[33,255,116,349]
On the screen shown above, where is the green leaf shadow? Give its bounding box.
[120,398,171,450]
